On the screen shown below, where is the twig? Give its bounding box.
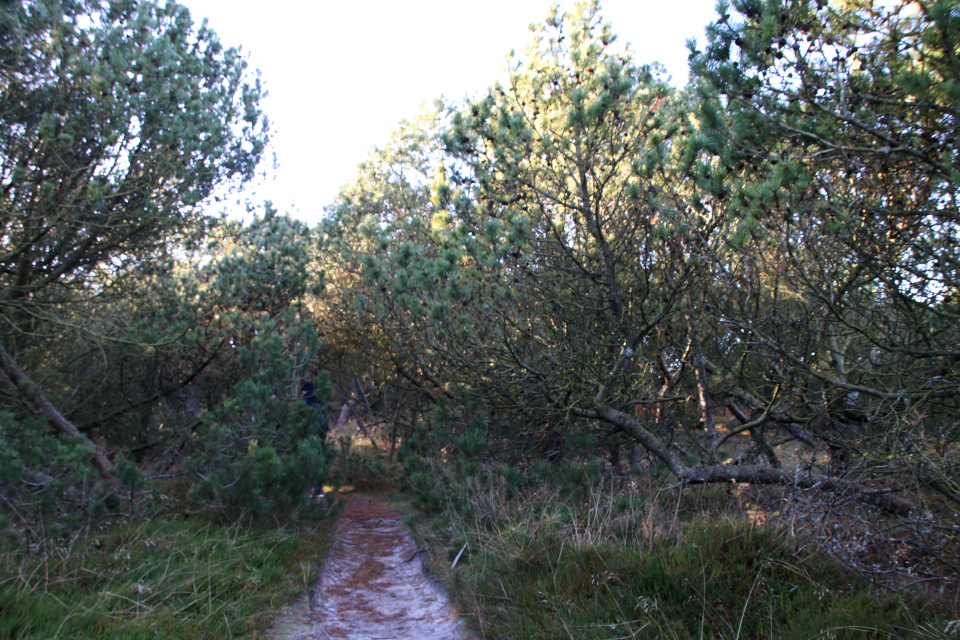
[450,542,468,569]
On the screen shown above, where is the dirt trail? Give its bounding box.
[270,496,472,640]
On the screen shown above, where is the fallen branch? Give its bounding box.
[676,463,916,517]
[576,401,918,516]
[451,542,468,569]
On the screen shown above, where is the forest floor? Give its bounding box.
[268,494,473,640]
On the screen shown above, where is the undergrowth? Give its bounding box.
[0,500,338,640]
[329,435,398,492]
[401,457,958,639]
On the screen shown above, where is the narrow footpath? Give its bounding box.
[270,496,472,640]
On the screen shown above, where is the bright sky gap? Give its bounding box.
[179,0,719,224]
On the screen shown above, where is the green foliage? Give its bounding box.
[398,413,456,514]
[326,2,700,471]
[0,513,333,639]
[183,212,332,520]
[0,0,268,320]
[316,5,960,605]
[454,427,487,460]
[0,0,289,532]
[687,0,960,478]
[0,412,114,536]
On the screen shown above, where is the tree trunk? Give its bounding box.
[334,385,373,441]
[0,342,114,479]
[686,303,717,442]
[335,403,350,432]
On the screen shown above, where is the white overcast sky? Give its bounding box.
[179,0,720,225]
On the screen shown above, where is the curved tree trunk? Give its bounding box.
[0,342,115,479]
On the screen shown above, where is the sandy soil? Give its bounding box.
[269,496,472,640]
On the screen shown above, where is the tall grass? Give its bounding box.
[402,461,956,639]
[0,503,336,640]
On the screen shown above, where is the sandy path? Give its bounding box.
[270,496,472,640]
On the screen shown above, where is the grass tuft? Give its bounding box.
[402,461,954,639]
[0,503,336,639]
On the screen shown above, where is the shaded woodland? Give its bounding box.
[2,0,959,630]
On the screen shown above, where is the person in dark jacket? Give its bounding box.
[301,379,328,498]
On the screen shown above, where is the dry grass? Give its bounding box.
[397,457,959,639]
